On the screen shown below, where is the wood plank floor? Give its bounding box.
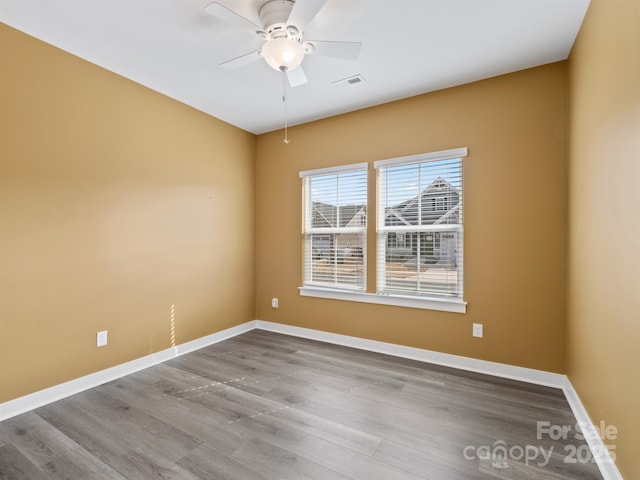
[0,330,604,479]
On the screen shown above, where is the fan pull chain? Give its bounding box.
[281,67,290,144]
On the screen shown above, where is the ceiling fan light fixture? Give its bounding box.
[261,37,305,71]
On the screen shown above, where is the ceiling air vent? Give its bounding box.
[331,74,366,89]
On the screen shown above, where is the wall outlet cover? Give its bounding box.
[97,330,108,347]
[472,323,483,338]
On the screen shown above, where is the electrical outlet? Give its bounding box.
[472,323,483,338]
[97,330,108,347]
[271,298,279,308]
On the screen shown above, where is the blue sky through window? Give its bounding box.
[310,170,367,206]
[383,158,462,207]
[310,159,462,207]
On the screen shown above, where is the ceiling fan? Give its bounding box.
[204,0,362,87]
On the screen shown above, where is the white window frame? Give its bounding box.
[300,162,368,291]
[298,149,467,314]
[374,147,467,311]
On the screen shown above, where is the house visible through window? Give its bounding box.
[375,148,466,299]
[299,149,467,312]
[300,163,368,290]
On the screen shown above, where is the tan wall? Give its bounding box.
[0,25,256,403]
[567,0,640,477]
[256,62,568,373]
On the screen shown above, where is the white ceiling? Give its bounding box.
[1,0,589,134]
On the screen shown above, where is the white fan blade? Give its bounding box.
[306,40,362,60]
[287,0,327,31]
[204,2,262,32]
[287,66,308,87]
[220,50,262,70]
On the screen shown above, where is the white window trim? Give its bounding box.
[377,224,461,233]
[373,147,467,169]
[300,162,369,178]
[375,147,466,302]
[299,286,467,314]
[305,226,365,235]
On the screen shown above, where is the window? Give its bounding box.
[375,148,466,300]
[300,163,368,290]
[299,149,466,313]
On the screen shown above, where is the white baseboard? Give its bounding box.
[254,320,566,387]
[0,321,257,422]
[561,379,623,480]
[0,319,622,480]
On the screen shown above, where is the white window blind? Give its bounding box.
[300,163,368,290]
[375,148,466,299]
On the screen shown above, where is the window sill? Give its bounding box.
[299,286,467,314]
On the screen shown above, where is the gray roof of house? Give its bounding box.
[311,178,460,228]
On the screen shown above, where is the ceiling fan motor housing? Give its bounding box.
[259,0,301,42]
